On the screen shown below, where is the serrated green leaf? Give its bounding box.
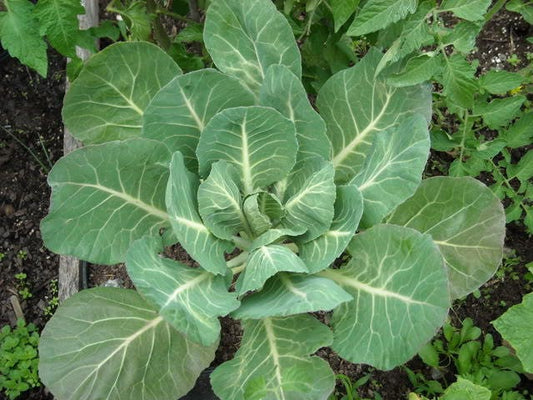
[89,20,120,41]
[166,152,234,275]
[387,176,505,299]
[440,0,491,21]
[243,192,285,236]
[0,0,47,77]
[196,106,298,195]
[282,160,336,242]
[473,96,526,129]
[259,64,331,163]
[507,150,533,183]
[442,21,481,54]
[506,0,533,24]
[387,53,441,87]
[352,115,430,227]
[331,0,360,32]
[441,377,491,400]
[298,185,362,273]
[347,0,417,36]
[501,113,533,148]
[323,224,450,370]
[126,236,239,346]
[233,273,353,319]
[211,315,334,400]
[39,288,216,400]
[41,139,172,265]
[33,0,85,58]
[479,70,524,95]
[204,0,301,93]
[109,0,153,41]
[439,54,478,109]
[317,48,432,183]
[142,69,255,170]
[63,42,182,144]
[235,244,308,295]
[197,161,247,241]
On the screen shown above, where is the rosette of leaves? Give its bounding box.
[38,0,506,399]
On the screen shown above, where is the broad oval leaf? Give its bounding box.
[204,0,301,94]
[233,273,353,319]
[41,138,172,264]
[196,106,298,195]
[299,184,363,273]
[323,224,450,370]
[316,48,432,183]
[39,287,217,400]
[352,114,430,227]
[235,244,308,295]
[166,151,234,275]
[387,176,506,299]
[126,236,240,346]
[198,160,247,241]
[62,41,182,144]
[259,64,331,163]
[211,315,334,400]
[142,69,255,170]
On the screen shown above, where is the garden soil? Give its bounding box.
[0,7,532,400]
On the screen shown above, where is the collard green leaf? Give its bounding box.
[167,152,234,275]
[352,114,430,227]
[126,236,239,346]
[259,64,331,163]
[250,227,307,250]
[204,0,301,94]
[439,54,478,109]
[196,106,298,195]
[479,70,524,95]
[299,185,363,273]
[441,377,491,400]
[282,160,336,242]
[198,161,247,241]
[331,0,360,32]
[41,139,171,265]
[39,288,217,400]
[142,69,255,170]
[387,53,441,87]
[492,292,533,373]
[233,273,352,319]
[323,224,450,370]
[63,42,182,144]
[317,48,432,183]
[0,0,47,77]
[440,0,491,21]
[243,192,285,236]
[33,0,85,58]
[347,0,417,36]
[387,176,505,299]
[235,244,308,295]
[473,96,526,129]
[210,315,334,400]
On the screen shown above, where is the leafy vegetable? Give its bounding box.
[38,0,506,398]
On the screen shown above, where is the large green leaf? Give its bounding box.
[41,139,171,265]
[233,273,352,319]
[210,315,334,400]
[317,48,432,183]
[196,106,298,195]
[473,96,526,129]
[439,54,478,109]
[259,64,331,163]
[493,292,533,373]
[142,69,255,170]
[235,244,308,295]
[198,161,248,241]
[299,185,363,273]
[204,0,301,94]
[387,176,505,299]
[440,0,491,21]
[282,159,336,242]
[352,114,430,227]
[126,236,240,346]
[63,42,182,144]
[322,224,450,370]
[479,70,524,95]
[166,152,234,275]
[39,288,216,400]
[0,0,47,77]
[331,0,360,32]
[347,0,417,36]
[441,377,491,400]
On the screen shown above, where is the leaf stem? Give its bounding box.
[1,126,50,173]
[227,251,249,268]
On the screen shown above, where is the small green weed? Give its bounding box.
[329,373,382,400]
[43,279,59,317]
[0,319,41,399]
[14,273,32,300]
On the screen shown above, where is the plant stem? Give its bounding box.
[38,135,53,169]
[1,126,49,173]
[189,0,200,22]
[231,264,246,275]
[156,9,196,24]
[227,251,249,268]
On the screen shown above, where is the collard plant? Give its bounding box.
[38,0,506,398]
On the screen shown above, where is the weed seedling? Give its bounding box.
[14,273,32,300]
